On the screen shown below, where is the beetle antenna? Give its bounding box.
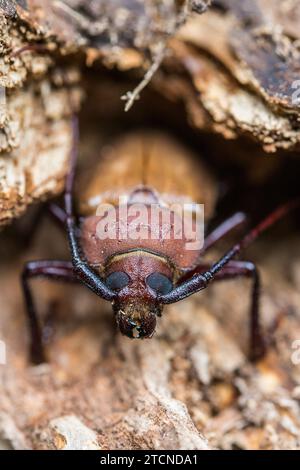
[64,116,116,301]
[160,198,300,304]
[64,116,79,216]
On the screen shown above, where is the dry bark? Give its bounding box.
[162,0,300,152]
[0,3,82,225]
[1,0,300,224]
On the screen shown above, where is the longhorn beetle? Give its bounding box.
[22,117,299,364]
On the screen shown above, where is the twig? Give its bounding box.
[121,43,166,112]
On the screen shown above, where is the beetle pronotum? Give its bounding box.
[21,117,299,364]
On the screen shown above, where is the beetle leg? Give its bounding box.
[21,260,77,364]
[207,261,262,361]
[215,261,263,361]
[48,202,67,227]
[15,202,67,249]
[177,261,263,360]
[203,212,247,253]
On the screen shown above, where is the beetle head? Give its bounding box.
[105,251,174,339]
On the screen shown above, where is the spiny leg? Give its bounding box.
[189,261,264,361]
[219,262,263,361]
[22,260,77,364]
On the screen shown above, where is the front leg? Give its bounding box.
[212,260,264,361]
[178,261,264,361]
[21,260,77,364]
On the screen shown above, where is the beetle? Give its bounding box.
[21,117,299,364]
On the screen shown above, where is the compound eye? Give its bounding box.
[106,272,130,291]
[146,273,173,296]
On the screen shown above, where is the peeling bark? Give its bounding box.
[2,0,300,224]
[166,1,300,151]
